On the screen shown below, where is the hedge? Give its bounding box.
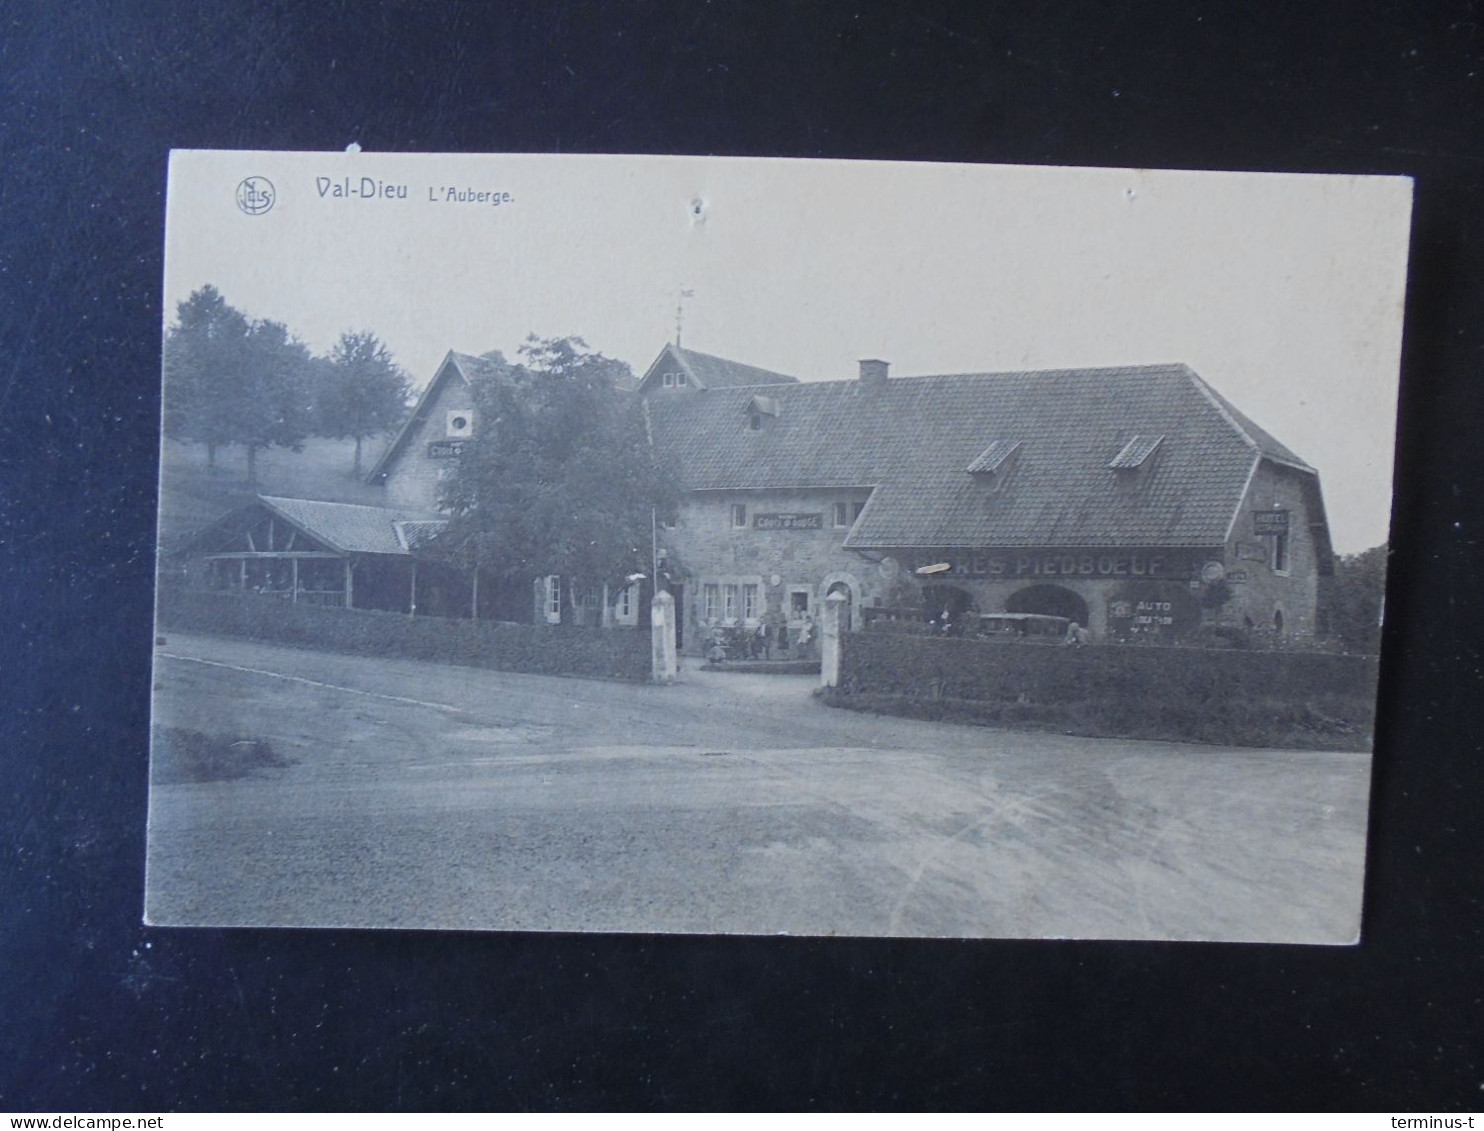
[158,589,652,682]
[841,633,1377,704]
[832,633,1379,750]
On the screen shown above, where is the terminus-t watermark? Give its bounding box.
[1391,1120,1476,1129]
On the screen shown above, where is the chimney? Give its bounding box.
[859,358,890,388]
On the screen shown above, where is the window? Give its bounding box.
[789,589,811,620]
[703,583,720,621]
[662,372,674,388]
[723,584,740,621]
[675,371,687,386]
[851,500,867,522]
[1273,532,1290,574]
[618,585,633,619]
[742,583,759,620]
[833,501,850,528]
[730,503,747,528]
[543,575,561,623]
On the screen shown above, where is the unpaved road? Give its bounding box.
[146,632,1371,941]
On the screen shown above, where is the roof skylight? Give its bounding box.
[1109,435,1164,469]
[966,440,1021,474]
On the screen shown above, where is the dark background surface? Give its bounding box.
[2,0,1480,1111]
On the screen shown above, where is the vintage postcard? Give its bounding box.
[148,151,1411,941]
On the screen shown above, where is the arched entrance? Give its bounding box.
[921,583,976,634]
[826,581,853,632]
[819,571,861,632]
[1006,583,1090,627]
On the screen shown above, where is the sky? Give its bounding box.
[165,151,1413,553]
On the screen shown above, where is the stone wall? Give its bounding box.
[666,461,1326,647]
[665,488,877,651]
[1218,460,1325,639]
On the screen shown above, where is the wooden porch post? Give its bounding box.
[343,558,354,609]
[409,559,418,616]
[471,569,480,621]
[291,557,299,604]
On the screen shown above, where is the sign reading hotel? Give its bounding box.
[754,512,823,531]
[1254,510,1291,534]
[912,550,1197,580]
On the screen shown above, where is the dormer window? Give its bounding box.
[660,370,688,388]
[1109,435,1164,469]
[742,394,780,431]
[966,440,1020,474]
[966,440,1020,492]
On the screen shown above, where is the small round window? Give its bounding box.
[450,415,469,431]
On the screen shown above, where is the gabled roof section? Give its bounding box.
[258,496,446,556]
[966,440,1021,474]
[1109,434,1164,469]
[367,350,509,485]
[637,342,801,393]
[1185,369,1313,471]
[648,362,1328,551]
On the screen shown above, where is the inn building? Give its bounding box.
[180,341,1333,650]
[636,343,1332,651]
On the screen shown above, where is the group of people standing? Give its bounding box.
[705,615,814,664]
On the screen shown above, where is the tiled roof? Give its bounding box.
[1190,376,1312,470]
[447,351,508,384]
[647,363,1320,549]
[675,346,800,390]
[367,350,473,484]
[1108,434,1163,469]
[394,519,449,552]
[966,439,1021,474]
[259,496,447,556]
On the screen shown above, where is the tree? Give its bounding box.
[237,319,315,485]
[1328,543,1388,653]
[316,331,411,476]
[435,336,679,621]
[162,286,315,482]
[162,285,250,469]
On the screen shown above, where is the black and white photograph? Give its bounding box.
[146,150,1411,942]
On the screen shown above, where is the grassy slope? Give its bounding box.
[156,436,395,547]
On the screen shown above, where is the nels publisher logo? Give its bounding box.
[235,176,276,215]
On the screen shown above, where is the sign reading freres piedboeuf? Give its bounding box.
[754,512,822,531]
[1254,509,1290,534]
[907,550,1196,580]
